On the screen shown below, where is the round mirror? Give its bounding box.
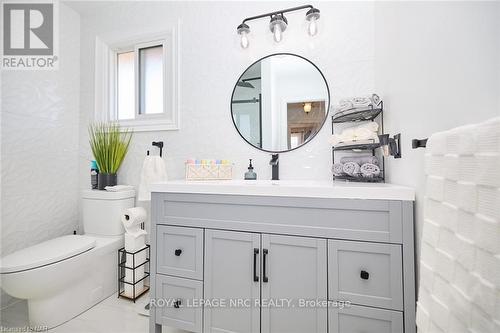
[231,53,330,153]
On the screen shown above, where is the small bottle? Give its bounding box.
[90,160,99,190]
[244,159,257,180]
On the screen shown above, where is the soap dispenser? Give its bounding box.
[244,159,257,180]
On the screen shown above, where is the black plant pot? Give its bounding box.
[98,173,117,190]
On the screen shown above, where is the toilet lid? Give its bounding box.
[0,235,96,274]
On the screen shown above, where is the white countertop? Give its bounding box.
[150,180,415,201]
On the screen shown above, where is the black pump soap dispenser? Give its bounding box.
[244,159,257,180]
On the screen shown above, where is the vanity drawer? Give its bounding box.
[157,225,204,280]
[329,304,403,333]
[328,240,403,311]
[155,275,203,333]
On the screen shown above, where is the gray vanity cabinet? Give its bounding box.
[204,231,327,333]
[150,192,416,333]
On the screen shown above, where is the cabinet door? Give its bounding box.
[204,230,260,333]
[261,234,327,333]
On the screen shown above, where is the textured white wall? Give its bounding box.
[374,1,500,267]
[0,3,81,306]
[76,1,375,198]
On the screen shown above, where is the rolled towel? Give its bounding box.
[342,162,361,176]
[371,93,381,106]
[360,163,381,178]
[351,96,372,107]
[332,163,344,176]
[340,155,379,165]
[334,94,382,114]
[335,99,354,112]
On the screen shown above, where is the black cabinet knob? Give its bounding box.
[174,249,182,256]
[360,270,369,280]
[173,299,181,308]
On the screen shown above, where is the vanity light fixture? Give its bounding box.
[237,4,321,48]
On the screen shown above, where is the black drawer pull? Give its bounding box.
[263,249,269,283]
[173,299,182,308]
[174,249,182,256]
[253,248,259,282]
[360,270,370,280]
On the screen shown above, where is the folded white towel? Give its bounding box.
[329,134,343,146]
[330,122,379,146]
[105,185,135,192]
[138,156,168,201]
[355,127,379,142]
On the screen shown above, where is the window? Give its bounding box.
[114,40,167,123]
[117,51,135,120]
[95,29,179,131]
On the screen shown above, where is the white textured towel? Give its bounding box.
[138,156,168,201]
[417,117,500,333]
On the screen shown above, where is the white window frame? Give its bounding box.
[94,26,180,131]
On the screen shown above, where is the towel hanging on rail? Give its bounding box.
[416,117,500,333]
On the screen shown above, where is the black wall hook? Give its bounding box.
[152,141,164,157]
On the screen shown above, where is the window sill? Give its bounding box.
[118,118,179,132]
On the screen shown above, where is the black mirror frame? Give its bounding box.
[230,52,331,154]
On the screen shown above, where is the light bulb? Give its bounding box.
[240,31,249,49]
[308,17,317,36]
[237,23,250,49]
[273,24,282,43]
[305,8,320,37]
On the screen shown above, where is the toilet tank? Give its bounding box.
[81,190,136,236]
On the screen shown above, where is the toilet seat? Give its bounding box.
[0,235,96,274]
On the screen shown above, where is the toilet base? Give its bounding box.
[22,236,122,328]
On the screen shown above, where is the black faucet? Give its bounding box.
[269,154,279,180]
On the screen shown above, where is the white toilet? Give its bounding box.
[0,190,135,328]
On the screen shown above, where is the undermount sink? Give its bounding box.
[150,179,415,201]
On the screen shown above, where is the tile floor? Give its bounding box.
[0,292,187,333]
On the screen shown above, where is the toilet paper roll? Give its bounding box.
[121,207,147,237]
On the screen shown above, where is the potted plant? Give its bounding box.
[88,122,133,190]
